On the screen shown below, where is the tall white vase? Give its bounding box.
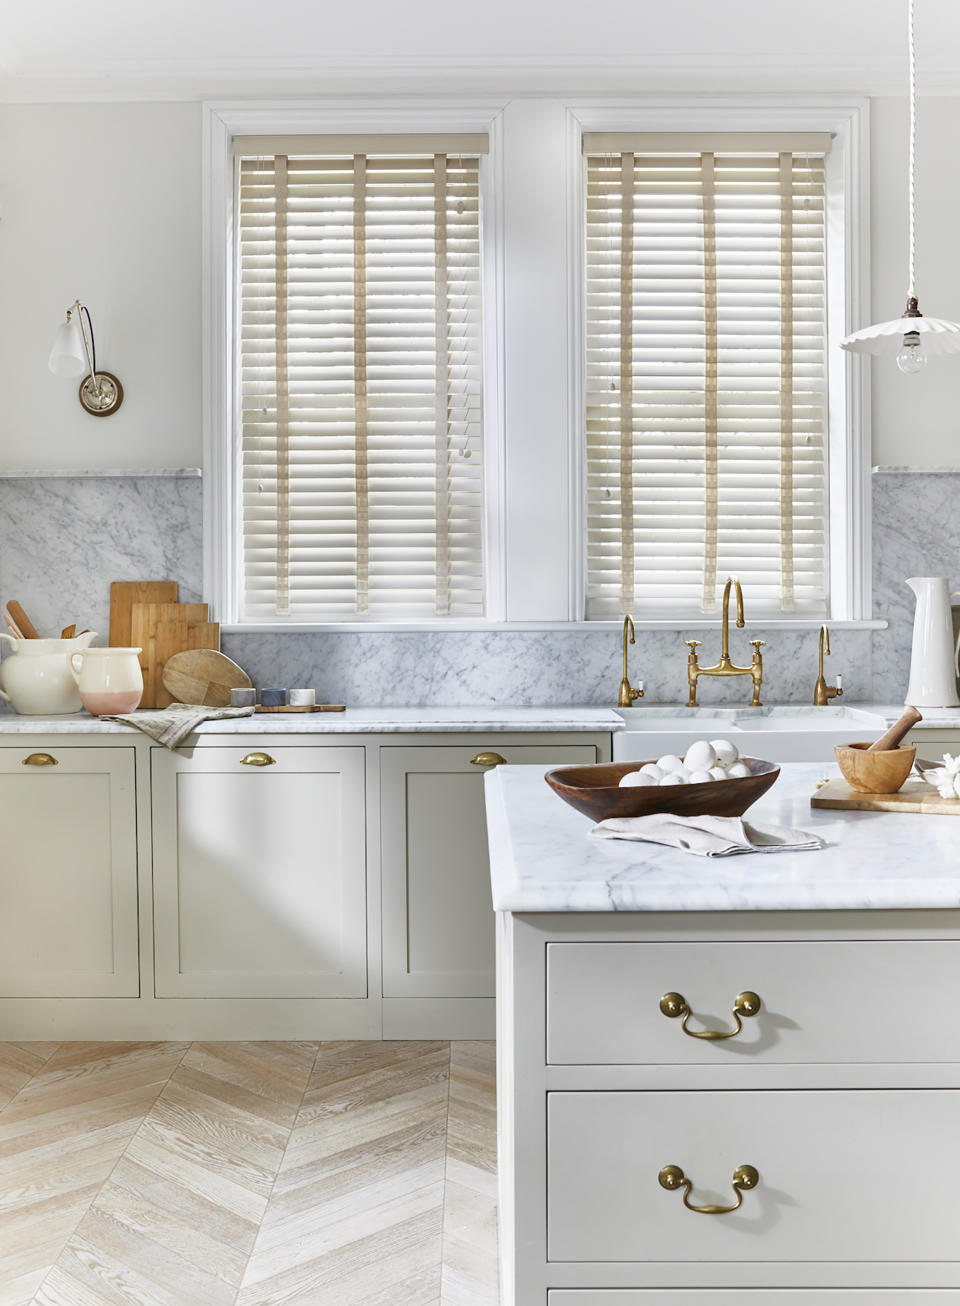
[904,577,960,707]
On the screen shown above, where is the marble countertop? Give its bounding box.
[0,706,622,735]
[484,762,960,913]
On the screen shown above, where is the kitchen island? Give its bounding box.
[486,763,960,1305]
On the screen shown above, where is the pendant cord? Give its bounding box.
[907,0,917,302]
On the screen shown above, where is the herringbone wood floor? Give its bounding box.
[0,1041,498,1306]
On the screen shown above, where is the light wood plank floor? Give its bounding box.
[0,1041,498,1306]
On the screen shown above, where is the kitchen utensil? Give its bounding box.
[4,613,23,639]
[60,624,76,639]
[834,741,917,794]
[0,630,97,715]
[811,776,960,814]
[545,758,780,823]
[259,688,288,707]
[254,704,347,713]
[289,688,316,706]
[7,601,40,639]
[162,649,252,708]
[904,577,960,707]
[109,581,178,647]
[130,602,217,707]
[69,646,143,715]
[869,705,923,751]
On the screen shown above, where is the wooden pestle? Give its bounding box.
[868,705,922,752]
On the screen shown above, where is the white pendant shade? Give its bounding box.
[841,314,960,356]
[47,317,87,377]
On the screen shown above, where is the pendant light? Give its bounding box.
[841,0,960,372]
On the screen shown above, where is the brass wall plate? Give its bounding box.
[79,371,124,416]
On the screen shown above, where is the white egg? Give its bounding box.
[638,763,664,781]
[674,767,692,782]
[656,754,685,774]
[687,769,714,785]
[726,760,750,778]
[710,738,739,767]
[619,770,656,788]
[683,739,717,772]
[658,773,688,786]
[708,766,729,781]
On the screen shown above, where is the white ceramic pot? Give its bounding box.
[904,577,960,708]
[0,631,98,716]
[68,647,144,715]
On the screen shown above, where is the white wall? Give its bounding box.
[0,102,201,469]
[1,94,958,473]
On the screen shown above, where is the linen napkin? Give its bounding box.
[100,703,256,749]
[590,812,824,857]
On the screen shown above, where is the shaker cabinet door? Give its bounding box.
[151,745,367,998]
[0,745,139,997]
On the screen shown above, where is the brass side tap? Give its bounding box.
[618,614,645,707]
[813,624,843,705]
[685,577,764,708]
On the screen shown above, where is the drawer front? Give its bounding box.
[550,1295,960,1304]
[548,1090,960,1264]
[547,940,960,1065]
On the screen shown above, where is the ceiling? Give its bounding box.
[3,0,960,100]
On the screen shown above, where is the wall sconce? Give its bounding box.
[47,301,124,417]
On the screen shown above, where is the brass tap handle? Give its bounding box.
[749,640,766,654]
[659,990,761,1040]
[22,752,58,767]
[240,752,276,767]
[659,1164,759,1214]
[470,752,507,767]
[685,640,702,657]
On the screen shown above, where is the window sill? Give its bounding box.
[221,618,889,635]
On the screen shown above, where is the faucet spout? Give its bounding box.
[719,577,744,663]
[618,614,644,707]
[686,576,763,707]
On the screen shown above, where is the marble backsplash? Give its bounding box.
[0,469,954,708]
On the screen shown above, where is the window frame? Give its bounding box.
[202,99,508,631]
[566,96,873,626]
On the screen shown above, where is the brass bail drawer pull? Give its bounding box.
[470,751,507,767]
[22,752,58,767]
[659,1164,759,1214]
[240,752,276,767]
[659,990,761,1040]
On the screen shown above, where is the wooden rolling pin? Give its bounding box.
[869,705,922,752]
[6,601,39,639]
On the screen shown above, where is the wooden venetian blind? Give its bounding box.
[236,136,486,621]
[583,133,832,619]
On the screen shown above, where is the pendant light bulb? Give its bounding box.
[896,330,927,373]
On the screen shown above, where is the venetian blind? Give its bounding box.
[583,134,832,619]
[236,138,485,621]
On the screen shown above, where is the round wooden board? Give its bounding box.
[161,649,253,707]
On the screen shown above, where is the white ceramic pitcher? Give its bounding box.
[0,631,98,715]
[904,577,960,707]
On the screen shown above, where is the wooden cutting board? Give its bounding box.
[162,650,252,708]
[811,776,960,815]
[130,602,218,707]
[110,581,178,647]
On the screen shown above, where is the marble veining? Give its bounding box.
[485,763,960,913]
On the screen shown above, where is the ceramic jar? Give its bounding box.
[0,631,98,715]
[69,646,144,715]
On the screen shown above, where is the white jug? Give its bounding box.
[904,577,960,707]
[0,631,98,715]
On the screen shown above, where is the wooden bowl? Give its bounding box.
[544,758,781,823]
[834,741,916,794]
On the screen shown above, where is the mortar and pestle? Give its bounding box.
[834,706,922,794]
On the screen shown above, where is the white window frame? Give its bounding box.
[202,99,508,631]
[566,95,876,628]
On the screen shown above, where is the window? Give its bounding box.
[235,135,486,622]
[583,132,833,620]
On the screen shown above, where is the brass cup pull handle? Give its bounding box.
[470,752,507,767]
[659,1163,759,1214]
[240,751,276,767]
[659,990,761,1040]
[23,752,58,767]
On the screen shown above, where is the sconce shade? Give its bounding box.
[48,318,87,377]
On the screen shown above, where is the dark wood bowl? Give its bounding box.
[544,757,781,823]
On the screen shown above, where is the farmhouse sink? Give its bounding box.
[613,705,888,764]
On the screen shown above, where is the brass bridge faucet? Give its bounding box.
[618,614,645,706]
[813,623,843,705]
[685,577,764,707]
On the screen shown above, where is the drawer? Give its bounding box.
[549,1295,960,1304]
[546,940,960,1064]
[548,1090,960,1263]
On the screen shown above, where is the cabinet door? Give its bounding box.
[381,744,598,998]
[152,746,366,998]
[0,745,138,997]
